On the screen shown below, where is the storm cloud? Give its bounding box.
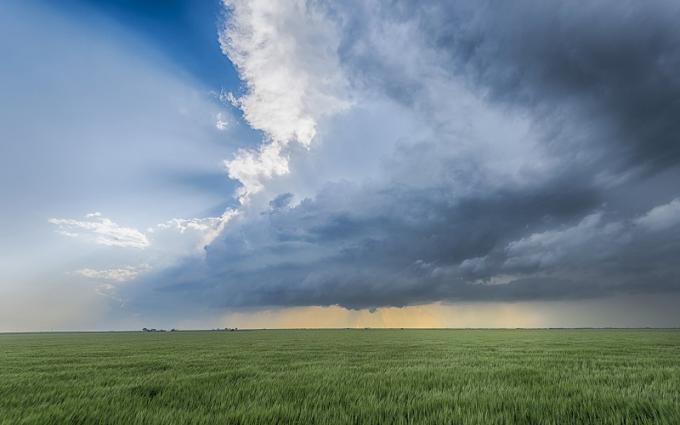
[126,0,680,315]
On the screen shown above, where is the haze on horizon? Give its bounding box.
[2,0,680,332]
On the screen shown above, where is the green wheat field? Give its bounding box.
[1,329,679,424]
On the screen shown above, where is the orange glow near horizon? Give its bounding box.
[219,303,544,329]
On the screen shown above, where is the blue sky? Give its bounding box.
[2,0,680,331]
[1,0,250,329]
[56,0,238,89]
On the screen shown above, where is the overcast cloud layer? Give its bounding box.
[119,0,680,317]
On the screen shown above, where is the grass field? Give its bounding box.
[1,329,679,424]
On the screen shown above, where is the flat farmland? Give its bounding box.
[1,329,679,424]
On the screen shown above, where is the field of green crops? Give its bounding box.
[1,329,679,424]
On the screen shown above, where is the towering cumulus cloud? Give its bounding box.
[127,0,680,318]
[220,0,351,202]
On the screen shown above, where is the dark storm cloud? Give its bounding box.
[131,174,680,311]
[268,192,295,210]
[414,0,680,173]
[129,172,677,311]
[128,0,680,313]
[335,0,680,173]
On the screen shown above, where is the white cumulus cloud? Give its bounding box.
[219,0,351,201]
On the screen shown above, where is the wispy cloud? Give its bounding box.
[215,112,229,130]
[48,213,150,249]
[154,210,238,247]
[49,210,238,253]
[74,265,151,282]
[635,198,680,232]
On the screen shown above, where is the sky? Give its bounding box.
[2,0,680,331]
